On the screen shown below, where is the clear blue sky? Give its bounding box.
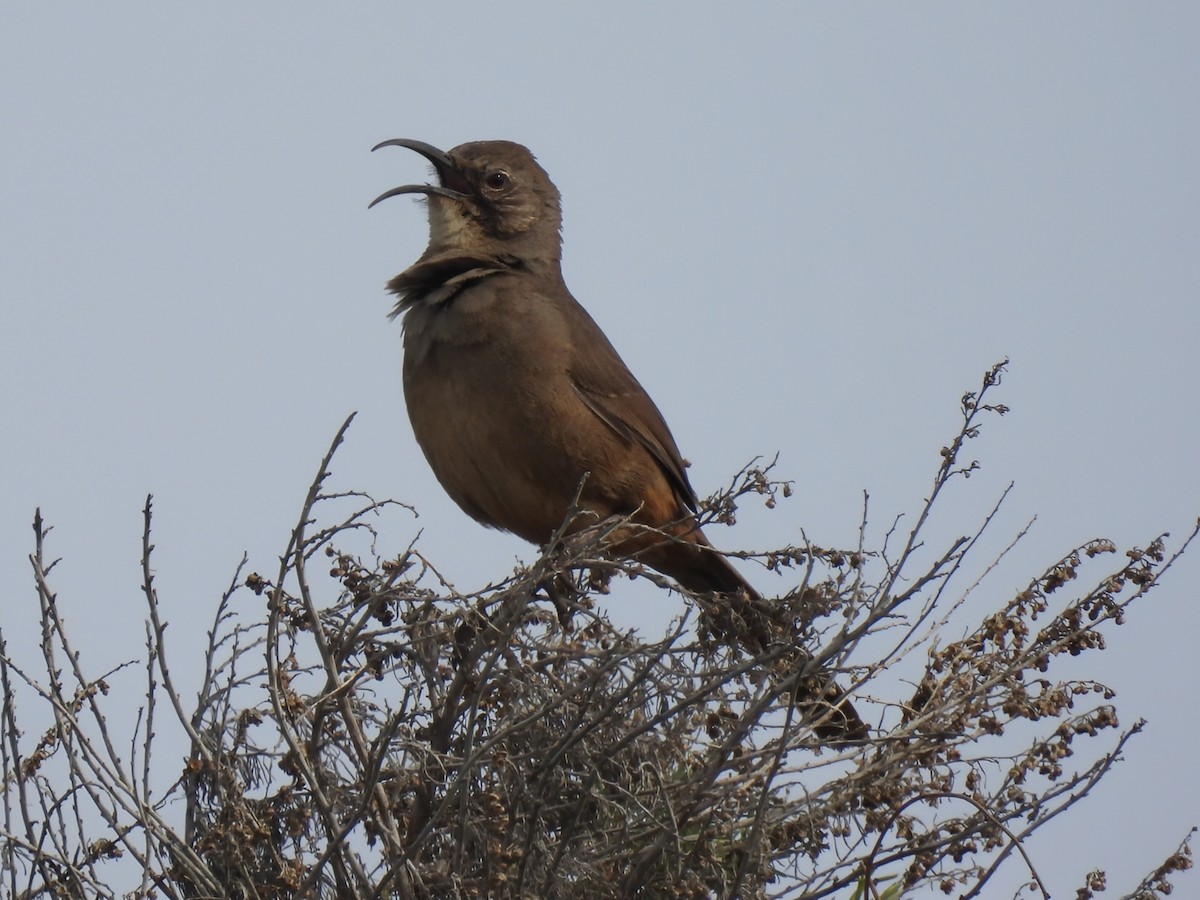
[2,5,1197,895]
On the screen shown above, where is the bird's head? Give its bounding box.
[370,139,563,265]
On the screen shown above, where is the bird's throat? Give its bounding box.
[426,197,481,254]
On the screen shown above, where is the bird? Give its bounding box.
[370,139,865,739]
[369,138,758,599]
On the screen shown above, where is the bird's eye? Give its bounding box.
[484,170,510,190]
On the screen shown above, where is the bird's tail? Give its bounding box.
[633,529,867,742]
[636,532,762,600]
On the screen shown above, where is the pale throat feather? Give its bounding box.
[426,198,477,249]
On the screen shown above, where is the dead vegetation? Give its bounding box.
[2,361,1194,898]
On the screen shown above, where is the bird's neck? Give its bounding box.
[386,250,560,319]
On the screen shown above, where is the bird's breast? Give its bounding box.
[399,283,584,541]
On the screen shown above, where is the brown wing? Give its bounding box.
[564,297,698,514]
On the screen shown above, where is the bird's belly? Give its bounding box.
[402,339,593,544]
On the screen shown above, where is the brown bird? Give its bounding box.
[370,138,756,598]
[370,139,865,739]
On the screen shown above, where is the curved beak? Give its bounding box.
[369,138,471,209]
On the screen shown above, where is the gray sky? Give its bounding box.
[2,5,1197,895]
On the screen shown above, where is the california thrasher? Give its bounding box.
[370,139,865,738]
[370,138,755,597]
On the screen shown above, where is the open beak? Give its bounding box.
[369,139,471,208]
